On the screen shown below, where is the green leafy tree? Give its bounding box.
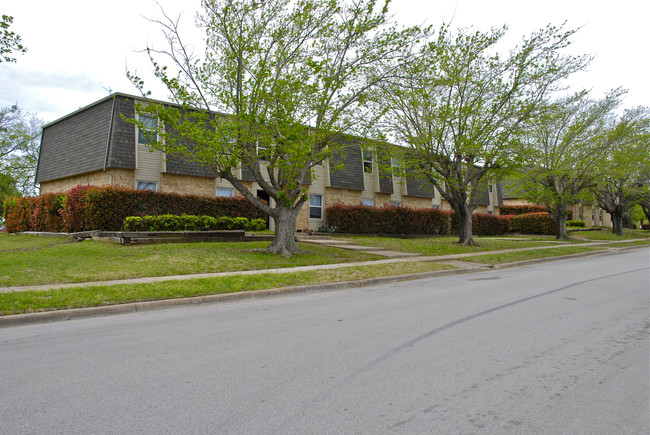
[0,105,43,196]
[129,0,419,256]
[1,15,26,63]
[592,106,650,235]
[512,89,625,239]
[380,24,588,245]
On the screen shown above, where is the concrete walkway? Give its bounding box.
[1,235,645,294]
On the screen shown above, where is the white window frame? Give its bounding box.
[362,150,373,173]
[309,194,323,219]
[137,114,157,145]
[216,187,234,197]
[136,181,158,191]
[362,198,374,207]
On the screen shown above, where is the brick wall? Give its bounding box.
[160,173,215,196]
[39,169,135,194]
[402,195,432,209]
[374,193,392,207]
[325,187,362,207]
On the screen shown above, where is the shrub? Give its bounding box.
[3,196,32,233]
[567,220,586,228]
[4,185,269,233]
[472,213,511,236]
[122,214,266,232]
[28,193,65,232]
[500,204,547,215]
[325,204,451,234]
[509,212,556,235]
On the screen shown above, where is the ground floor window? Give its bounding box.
[390,200,401,207]
[362,198,373,207]
[216,187,234,197]
[136,181,157,191]
[309,194,323,219]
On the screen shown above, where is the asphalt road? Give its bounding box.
[1,248,648,434]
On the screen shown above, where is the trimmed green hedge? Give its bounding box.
[325,205,452,234]
[500,204,547,215]
[567,220,586,227]
[123,215,266,232]
[3,185,267,232]
[509,212,556,235]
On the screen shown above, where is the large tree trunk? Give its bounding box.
[455,204,477,246]
[610,211,624,236]
[552,208,569,240]
[266,204,302,257]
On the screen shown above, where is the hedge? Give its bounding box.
[123,215,267,232]
[509,212,556,235]
[567,220,586,228]
[472,213,511,236]
[3,185,267,233]
[325,204,451,235]
[500,204,547,215]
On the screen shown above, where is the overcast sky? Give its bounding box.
[1,0,647,123]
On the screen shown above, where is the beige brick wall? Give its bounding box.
[374,193,392,207]
[296,204,310,232]
[325,187,362,207]
[39,169,135,194]
[160,173,215,196]
[475,205,489,214]
[402,195,431,209]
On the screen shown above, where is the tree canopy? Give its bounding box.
[1,14,26,63]
[0,105,43,196]
[592,106,650,235]
[379,23,588,245]
[511,89,625,239]
[129,0,420,256]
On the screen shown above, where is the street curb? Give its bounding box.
[1,244,646,328]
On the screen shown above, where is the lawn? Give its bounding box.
[0,261,453,315]
[0,234,381,287]
[341,235,553,256]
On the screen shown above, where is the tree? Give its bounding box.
[592,106,650,235]
[511,90,625,239]
[379,24,588,245]
[0,105,43,196]
[129,0,419,256]
[1,15,27,63]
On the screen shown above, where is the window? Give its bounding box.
[362,150,373,173]
[362,198,373,207]
[256,141,268,159]
[216,187,234,197]
[391,157,401,174]
[390,200,401,207]
[309,194,323,219]
[136,181,157,191]
[138,114,157,145]
[488,183,493,193]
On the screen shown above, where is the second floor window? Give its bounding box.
[138,114,157,145]
[363,150,373,173]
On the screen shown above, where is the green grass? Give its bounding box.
[459,246,603,265]
[567,229,650,241]
[0,262,453,315]
[340,235,551,256]
[0,234,381,287]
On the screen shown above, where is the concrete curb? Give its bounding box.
[1,244,646,328]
